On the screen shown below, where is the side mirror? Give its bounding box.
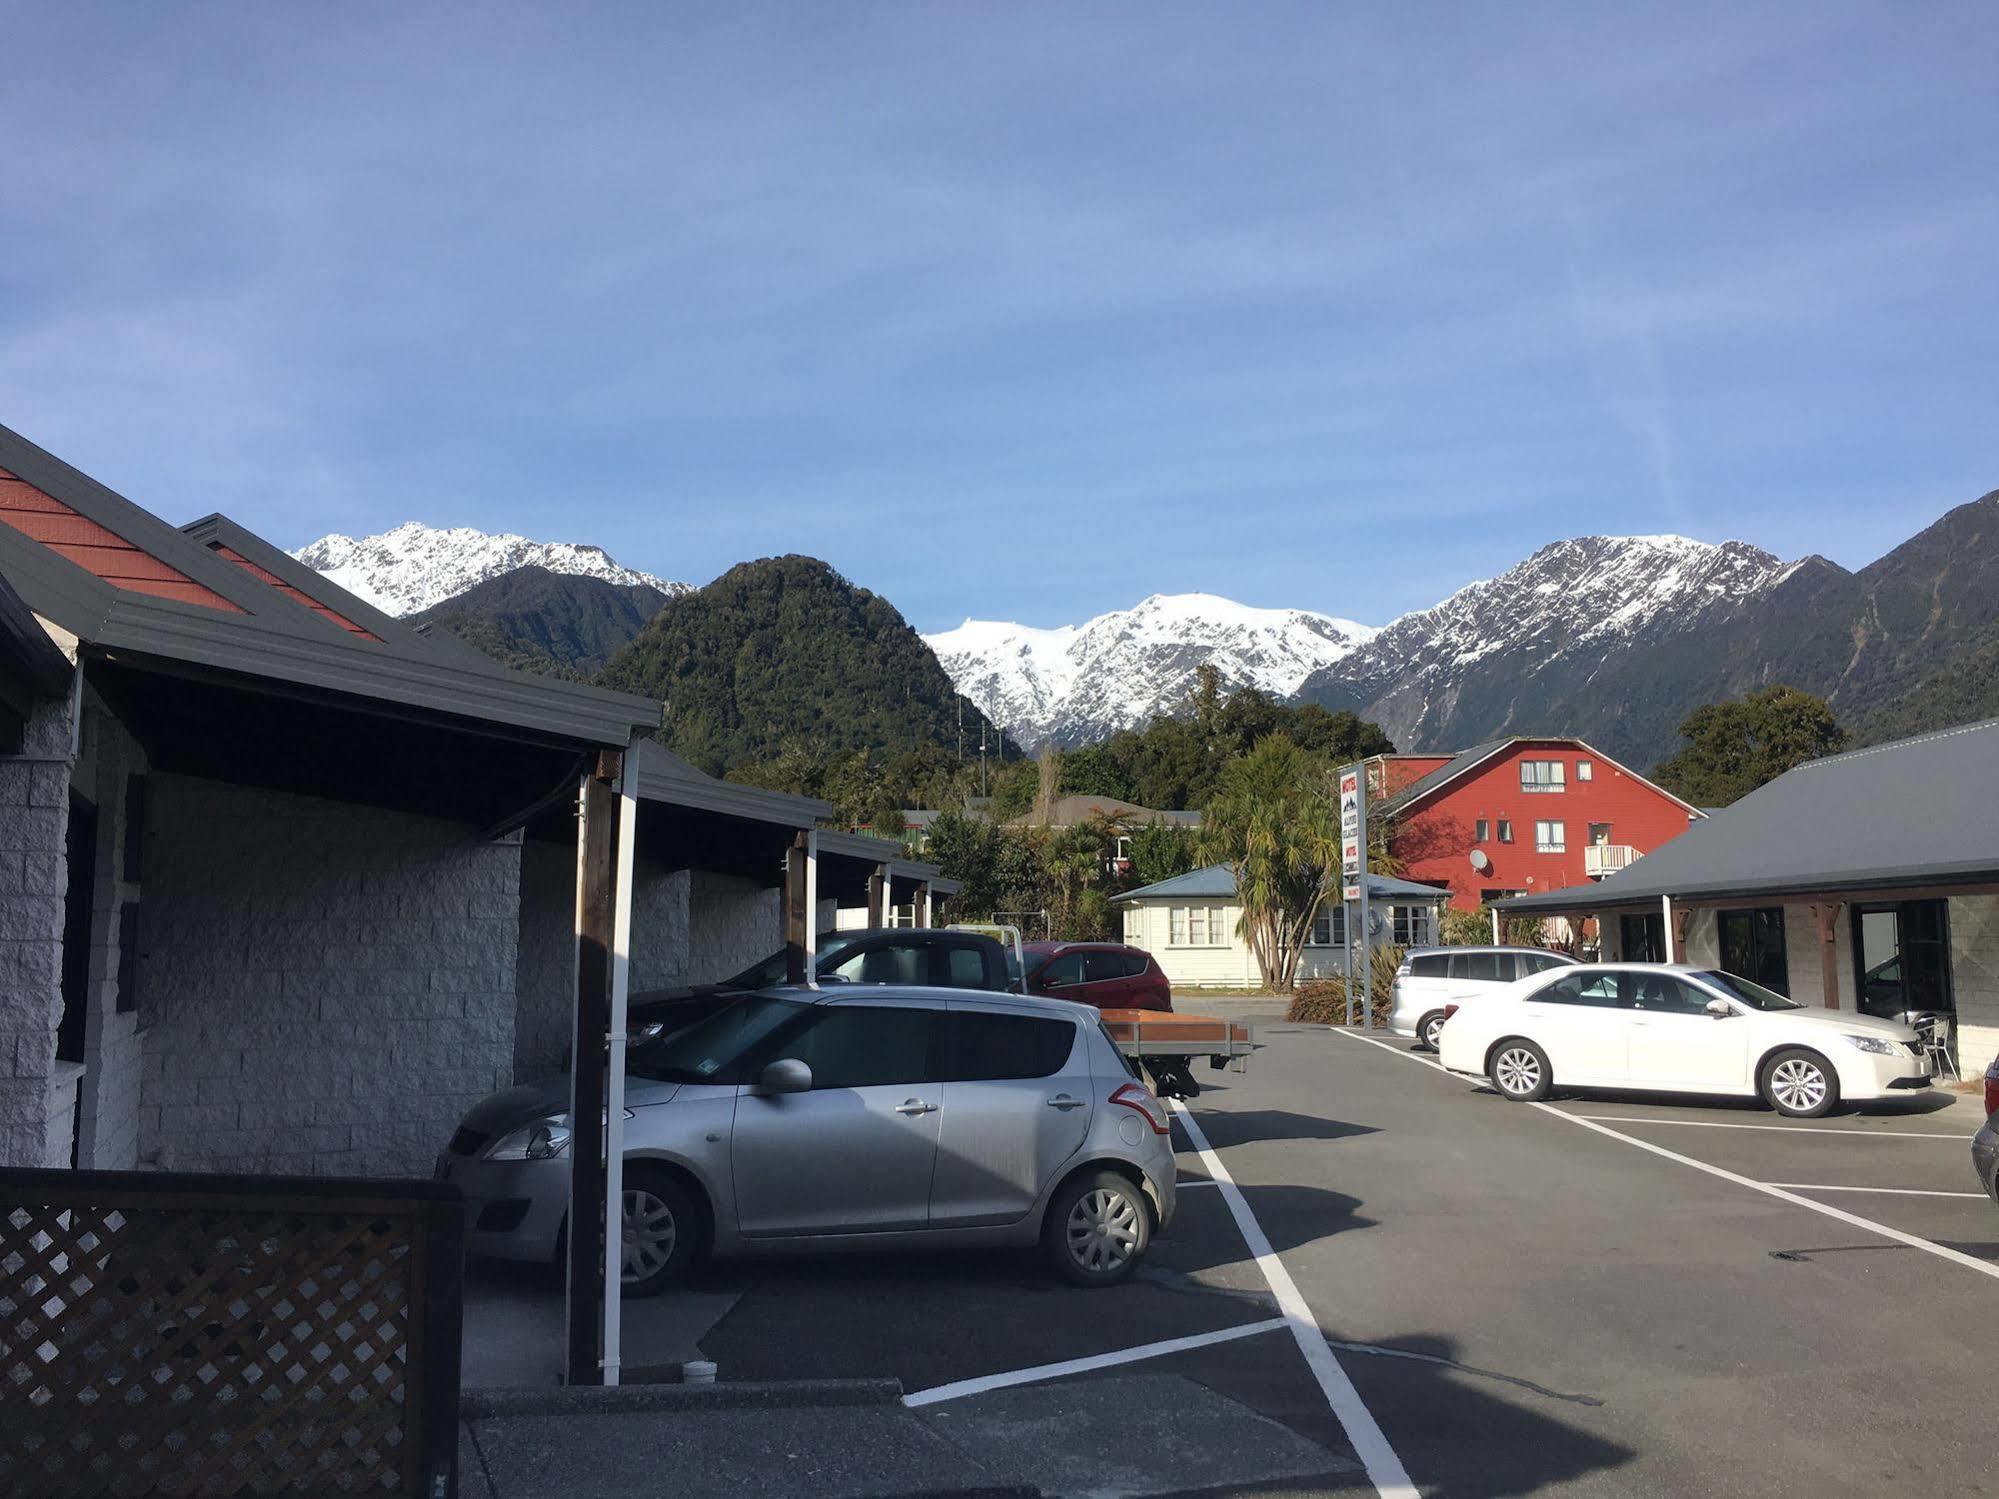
[759,1058,812,1094]
[1705,998,1735,1019]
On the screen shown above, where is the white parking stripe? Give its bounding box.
[1766,1183,1989,1199]
[1176,1178,1223,1189]
[1170,1099,1419,1499]
[1563,1114,1970,1141]
[1329,1027,1999,1286]
[902,1317,1286,1407]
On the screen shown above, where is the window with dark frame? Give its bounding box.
[1717,907,1789,995]
[1475,818,1490,843]
[1497,819,1514,843]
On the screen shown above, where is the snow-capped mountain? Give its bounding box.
[1298,534,1796,763]
[925,593,1379,750]
[290,522,686,616]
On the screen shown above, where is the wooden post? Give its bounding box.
[564,750,620,1387]
[1811,902,1842,1009]
[784,831,809,983]
[867,864,888,927]
[1489,906,1501,944]
[1673,907,1692,963]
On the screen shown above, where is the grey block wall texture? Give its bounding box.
[1949,895,1998,1066]
[71,693,148,1169]
[137,774,523,1176]
[0,692,76,1168]
[690,872,780,983]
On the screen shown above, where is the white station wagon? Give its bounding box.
[1437,963,1931,1117]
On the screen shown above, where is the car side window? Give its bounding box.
[1409,954,1449,978]
[941,1011,1076,1081]
[1451,952,1505,982]
[1083,951,1125,984]
[1040,952,1085,986]
[827,944,926,986]
[773,1005,935,1088]
[940,944,989,989]
[1538,972,1627,1007]
[1120,952,1148,979]
[1634,975,1712,1014]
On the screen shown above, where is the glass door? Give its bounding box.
[1851,900,1954,1024]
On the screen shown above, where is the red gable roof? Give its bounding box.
[206,541,380,640]
[0,466,244,613]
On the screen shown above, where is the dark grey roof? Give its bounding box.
[1377,741,1513,815]
[1111,863,1450,904]
[0,567,73,744]
[1499,718,1999,913]
[635,739,832,827]
[815,826,960,894]
[0,421,661,749]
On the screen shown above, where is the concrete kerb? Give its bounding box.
[461,1376,904,1418]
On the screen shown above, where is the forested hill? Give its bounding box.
[410,565,671,678]
[596,554,1012,774]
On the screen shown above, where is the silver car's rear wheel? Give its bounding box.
[1419,1011,1447,1050]
[1044,1169,1152,1287]
[622,1187,678,1283]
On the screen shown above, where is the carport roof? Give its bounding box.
[815,827,961,894]
[1111,863,1450,903]
[0,420,661,750]
[1497,717,1999,914]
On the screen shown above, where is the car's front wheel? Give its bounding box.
[1488,1038,1552,1102]
[1418,1011,1448,1051]
[1044,1169,1152,1287]
[1760,1047,1838,1118]
[619,1166,702,1297]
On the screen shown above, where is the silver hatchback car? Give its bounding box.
[439,985,1177,1292]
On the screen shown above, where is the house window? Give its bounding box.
[1576,760,1593,781]
[1520,760,1566,793]
[1497,819,1514,843]
[1535,820,1566,853]
[1170,905,1229,947]
[1124,908,1144,944]
[1717,907,1788,994]
[1392,906,1434,946]
[1474,818,1490,843]
[1309,906,1348,947]
[1587,822,1612,845]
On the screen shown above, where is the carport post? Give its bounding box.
[1490,905,1501,943]
[804,828,819,983]
[918,881,933,928]
[867,863,887,926]
[564,751,620,1386]
[600,748,640,1386]
[1661,894,1676,962]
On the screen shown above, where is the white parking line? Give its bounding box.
[1170,1098,1419,1499]
[1766,1182,1989,1199]
[1176,1178,1223,1189]
[1562,1114,1970,1141]
[902,1317,1286,1407]
[1328,1027,1999,1286]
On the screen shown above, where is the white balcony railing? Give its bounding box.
[1584,844,1638,878]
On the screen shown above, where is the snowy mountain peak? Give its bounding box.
[290,521,686,616]
[925,593,1380,750]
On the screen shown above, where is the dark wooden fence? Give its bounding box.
[0,1167,464,1497]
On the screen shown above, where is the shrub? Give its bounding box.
[1285,945,1405,1025]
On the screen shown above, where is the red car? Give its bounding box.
[1021,941,1173,1012]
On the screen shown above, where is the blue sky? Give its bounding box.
[2,4,1994,632]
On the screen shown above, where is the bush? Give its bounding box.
[1286,945,1405,1025]
[1439,908,1491,946]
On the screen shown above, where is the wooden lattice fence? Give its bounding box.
[0,1168,463,1497]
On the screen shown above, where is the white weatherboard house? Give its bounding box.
[1498,719,1999,1070]
[1113,865,1449,990]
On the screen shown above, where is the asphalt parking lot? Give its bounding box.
[470,1005,1997,1497]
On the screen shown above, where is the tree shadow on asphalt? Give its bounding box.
[1179,1109,1381,1147]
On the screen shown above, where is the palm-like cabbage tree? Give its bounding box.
[1198,734,1338,992]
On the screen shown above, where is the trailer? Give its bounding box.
[1097,1008,1254,1099]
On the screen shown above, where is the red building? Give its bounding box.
[1366,738,1702,912]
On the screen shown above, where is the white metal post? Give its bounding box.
[1661,894,1674,963]
[600,749,640,1385]
[803,828,819,986]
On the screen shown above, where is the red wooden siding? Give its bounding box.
[0,467,244,613]
[1392,741,1696,911]
[208,543,380,640]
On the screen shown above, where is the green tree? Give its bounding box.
[1654,685,1846,807]
[988,759,1040,821]
[1197,734,1339,992]
[1128,820,1196,886]
[1058,744,1138,803]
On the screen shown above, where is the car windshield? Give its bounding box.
[1695,970,1803,1011]
[722,934,868,991]
[626,994,809,1082]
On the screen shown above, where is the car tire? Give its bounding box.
[1488,1038,1552,1102]
[1044,1168,1152,1288]
[618,1166,703,1298]
[1760,1047,1839,1119]
[1418,1011,1448,1051]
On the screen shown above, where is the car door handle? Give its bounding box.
[1046,1094,1085,1111]
[894,1099,937,1116]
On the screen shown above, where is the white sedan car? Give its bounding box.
[1436,963,1930,1118]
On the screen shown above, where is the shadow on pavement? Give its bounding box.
[1181,1109,1381,1147]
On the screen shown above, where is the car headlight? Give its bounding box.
[486,1114,573,1161]
[1843,1034,1899,1056]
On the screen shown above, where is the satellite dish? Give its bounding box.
[1367,907,1387,938]
[1469,849,1491,873]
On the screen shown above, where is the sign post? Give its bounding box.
[1339,767,1367,1029]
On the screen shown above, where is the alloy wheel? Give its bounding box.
[1422,1016,1445,1049]
[1065,1187,1141,1274]
[621,1187,678,1283]
[1495,1047,1541,1096]
[1769,1058,1827,1113]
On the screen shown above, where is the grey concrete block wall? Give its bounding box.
[689,872,779,983]
[136,775,523,1176]
[0,692,76,1168]
[1949,895,1999,1065]
[70,693,147,1169]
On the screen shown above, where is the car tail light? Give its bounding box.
[1442,1004,1459,1023]
[1984,1056,1999,1118]
[1109,1082,1171,1136]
